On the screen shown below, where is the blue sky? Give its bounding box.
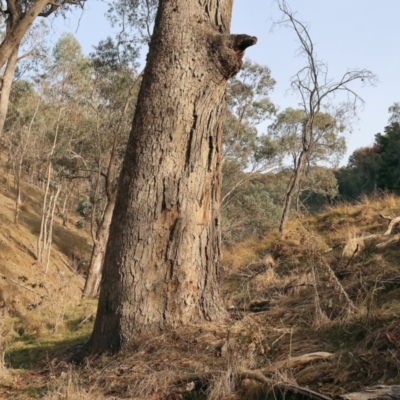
[50,0,400,166]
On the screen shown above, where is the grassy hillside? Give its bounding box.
[0,174,97,397]
[1,171,400,399]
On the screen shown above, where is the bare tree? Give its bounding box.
[276,0,377,233]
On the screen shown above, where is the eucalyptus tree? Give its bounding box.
[0,20,49,135]
[219,60,282,244]
[4,80,40,223]
[85,0,257,355]
[107,0,158,45]
[222,60,277,199]
[34,34,92,271]
[269,107,346,211]
[276,0,377,233]
[0,0,84,71]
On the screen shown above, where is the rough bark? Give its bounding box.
[87,0,256,354]
[82,76,141,298]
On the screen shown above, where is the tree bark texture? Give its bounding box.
[88,0,256,354]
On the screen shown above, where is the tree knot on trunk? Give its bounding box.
[210,34,257,79]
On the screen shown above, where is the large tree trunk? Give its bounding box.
[82,196,116,298]
[86,0,256,354]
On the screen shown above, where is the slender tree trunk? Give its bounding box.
[45,185,61,274]
[82,196,116,298]
[87,0,256,354]
[37,108,62,262]
[279,150,308,233]
[37,169,51,262]
[0,43,19,136]
[60,180,75,227]
[14,172,21,224]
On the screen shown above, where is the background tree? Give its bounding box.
[269,107,345,211]
[86,0,257,355]
[388,102,400,124]
[107,0,158,46]
[0,0,84,71]
[5,79,40,223]
[375,122,400,194]
[220,60,282,243]
[222,59,277,203]
[0,20,49,135]
[82,39,141,298]
[335,145,380,200]
[276,0,376,233]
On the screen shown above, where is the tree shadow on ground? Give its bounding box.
[5,332,90,369]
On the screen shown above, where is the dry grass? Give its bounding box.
[2,159,400,400]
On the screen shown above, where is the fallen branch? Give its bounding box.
[260,351,335,374]
[384,216,400,235]
[376,234,400,249]
[341,384,400,399]
[0,273,42,296]
[241,371,332,400]
[319,256,357,313]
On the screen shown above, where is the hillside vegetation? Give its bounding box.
[1,172,400,399]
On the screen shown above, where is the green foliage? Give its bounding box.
[221,60,282,244]
[269,107,347,168]
[335,146,380,200]
[107,0,158,45]
[336,117,400,200]
[375,122,400,193]
[223,59,278,171]
[221,174,282,246]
